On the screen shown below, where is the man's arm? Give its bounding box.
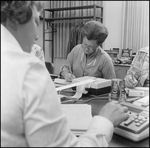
[60,47,77,82]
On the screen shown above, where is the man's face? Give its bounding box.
[15,6,40,53]
[82,37,98,55]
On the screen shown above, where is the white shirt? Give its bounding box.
[1,24,114,147]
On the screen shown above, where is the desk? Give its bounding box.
[85,99,149,147]
[60,92,149,147]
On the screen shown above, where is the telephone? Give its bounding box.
[114,96,149,142]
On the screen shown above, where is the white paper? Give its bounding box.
[56,79,95,91]
[135,95,149,104]
[61,104,92,131]
[54,78,71,85]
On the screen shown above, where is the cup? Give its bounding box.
[109,79,126,103]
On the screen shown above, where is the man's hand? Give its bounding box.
[124,74,138,88]
[65,73,76,82]
[99,102,129,127]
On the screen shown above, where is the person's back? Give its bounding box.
[2,24,71,147]
[1,26,49,146]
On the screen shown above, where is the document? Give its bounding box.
[61,104,92,134]
[56,79,95,92]
[54,78,71,85]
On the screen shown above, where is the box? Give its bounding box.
[122,48,132,57]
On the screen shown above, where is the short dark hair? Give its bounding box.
[1,1,43,25]
[81,20,108,45]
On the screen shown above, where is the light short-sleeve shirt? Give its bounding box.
[60,44,116,79]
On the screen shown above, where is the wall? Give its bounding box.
[103,1,123,57]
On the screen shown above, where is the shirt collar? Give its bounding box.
[1,24,23,51]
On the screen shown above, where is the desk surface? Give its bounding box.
[86,99,149,147]
[60,92,149,147]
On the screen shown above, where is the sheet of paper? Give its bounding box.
[61,104,92,131]
[56,79,95,91]
[54,78,71,85]
[135,95,149,104]
[133,95,149,107]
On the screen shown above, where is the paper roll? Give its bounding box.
[68,92,83,99]
[76,83,92,94]
[66,83,92,99]
[56,79,95,91]
[58,82,92,100]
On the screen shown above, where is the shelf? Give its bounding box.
[105,51,119,54]
[45,5,103,12]
[50,19,91,24]
[45,16,102,21]
[43,4,103,63]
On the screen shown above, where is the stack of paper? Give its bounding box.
[61,104,92,135]
[55,79,95,92]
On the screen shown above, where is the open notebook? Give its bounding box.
[61,104,92,135]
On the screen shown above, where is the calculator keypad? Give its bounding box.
[118,111,149,134]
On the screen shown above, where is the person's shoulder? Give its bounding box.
[23,54,49,82]
[10,51,48,84]
[20,52,45,70]
[71,44,82,54]
[99,48,112,60]
[73,44,82,50]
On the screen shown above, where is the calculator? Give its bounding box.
[114,101,149,142]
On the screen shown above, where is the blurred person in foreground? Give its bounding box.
[1,1,129,147]
[124,46,149,88]
[60,20,116,82]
